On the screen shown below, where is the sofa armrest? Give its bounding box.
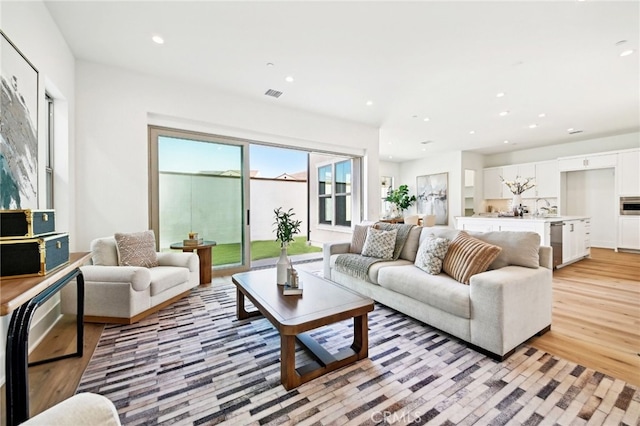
[80,265,151,292]
[157,252,199,272]
[469,265,552,356]
[323,241,351,278]
[539,246,552,270]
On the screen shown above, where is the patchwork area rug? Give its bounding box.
[78,280,640,425]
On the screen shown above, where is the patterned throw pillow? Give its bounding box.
[414,235,450,274]
[442,231,501,284]
[114,230,159,268]
[361,227,397,259]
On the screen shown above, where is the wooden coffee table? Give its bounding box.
[232,268,374,390]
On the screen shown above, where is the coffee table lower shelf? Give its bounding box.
[233,269,373,390]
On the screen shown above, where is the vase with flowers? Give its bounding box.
[501,176,536,215]
[273,207,302,285]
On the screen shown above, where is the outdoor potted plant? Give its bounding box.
[385,184,417,218]
[273,207,302,285]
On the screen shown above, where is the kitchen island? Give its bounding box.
[455,215,591,268]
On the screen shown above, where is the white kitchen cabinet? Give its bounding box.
[534,161,559,198]
[483,168,504,199]
[558,153,617,171]
[455,217,552,246]
[501,164,536,198]
[617,149,640,196]
[562,219,590,264]
[457,219,495,232]
[618,217,640,250]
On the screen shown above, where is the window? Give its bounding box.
[45,94,54,208]
[318,160,351,227]
[381,176,393,217]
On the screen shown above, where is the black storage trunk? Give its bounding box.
[0,209,56,239]
[0,233,69,277]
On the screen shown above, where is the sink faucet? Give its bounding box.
[535,198,550,216]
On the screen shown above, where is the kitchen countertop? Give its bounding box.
[457,215,590,222]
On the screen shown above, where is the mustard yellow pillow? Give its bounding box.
[442,231,501,284]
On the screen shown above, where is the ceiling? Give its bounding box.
[44,1,639,161]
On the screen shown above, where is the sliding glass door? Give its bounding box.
[149,126,250,275]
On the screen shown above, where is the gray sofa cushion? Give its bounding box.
[470,231,540,269]
[377,265,471,318]
[329,254,411,284]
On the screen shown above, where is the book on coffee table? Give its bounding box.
[283,282,303,296]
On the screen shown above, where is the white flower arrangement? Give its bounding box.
[501,175,536,195]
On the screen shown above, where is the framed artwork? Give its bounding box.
[1,30,39,209]
[417,172,448,225]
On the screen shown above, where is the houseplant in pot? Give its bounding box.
[385,184,417,218]
[273,207,302,285]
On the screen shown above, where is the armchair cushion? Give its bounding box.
[91,237,119,266]
[149,266,190,296]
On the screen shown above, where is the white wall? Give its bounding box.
[484,132,639,167]
[1,0,76,387]
[75,61,380,251]
[251,179,308,241]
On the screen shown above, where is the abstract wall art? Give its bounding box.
[1,30,39,209]
[417,172,448,225]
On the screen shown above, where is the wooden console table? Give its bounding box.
[1,252,91,426]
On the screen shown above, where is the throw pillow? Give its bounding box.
[361,227,397,259]
[114,230,159,268]
[414,235,450,274]
[442,231,502,284]
[350,224,371,254]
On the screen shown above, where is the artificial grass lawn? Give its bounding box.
[213,236,321,266]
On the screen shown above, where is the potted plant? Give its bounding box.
[385,185,417,218]
[273,207,302,285]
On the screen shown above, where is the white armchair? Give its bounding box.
[61,236,199,324]
[22,393,120,426]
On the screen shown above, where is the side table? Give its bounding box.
[170,241,216,284]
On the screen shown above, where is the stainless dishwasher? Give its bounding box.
[550,222,564,268]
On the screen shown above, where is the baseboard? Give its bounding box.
[84,291,190,324]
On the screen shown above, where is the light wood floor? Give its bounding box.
[2,247,638,423]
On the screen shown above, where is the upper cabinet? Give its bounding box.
[534,161,559,198]
[501,164,536,198]
[483,168,504,199]
[483,161,558,199]
[558,152,617,171]
[617,149,640,196]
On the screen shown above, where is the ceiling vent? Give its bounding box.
[264,89,283,98]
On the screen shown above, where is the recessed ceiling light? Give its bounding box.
[538,113,546,118]
[567,128,574,132]
[529,124,538,129]
[152,35,164,44]
[389,156,393,159]
[266,62,275,67]
[620,50,635,57]
[421,148,426,152]
[504,140,510,144]
[496,92,505,98]
[423,117,430,122]
[285,76,294,83]
[366,100,373,106]
[469,130,475,135]
[499,111,510,116]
